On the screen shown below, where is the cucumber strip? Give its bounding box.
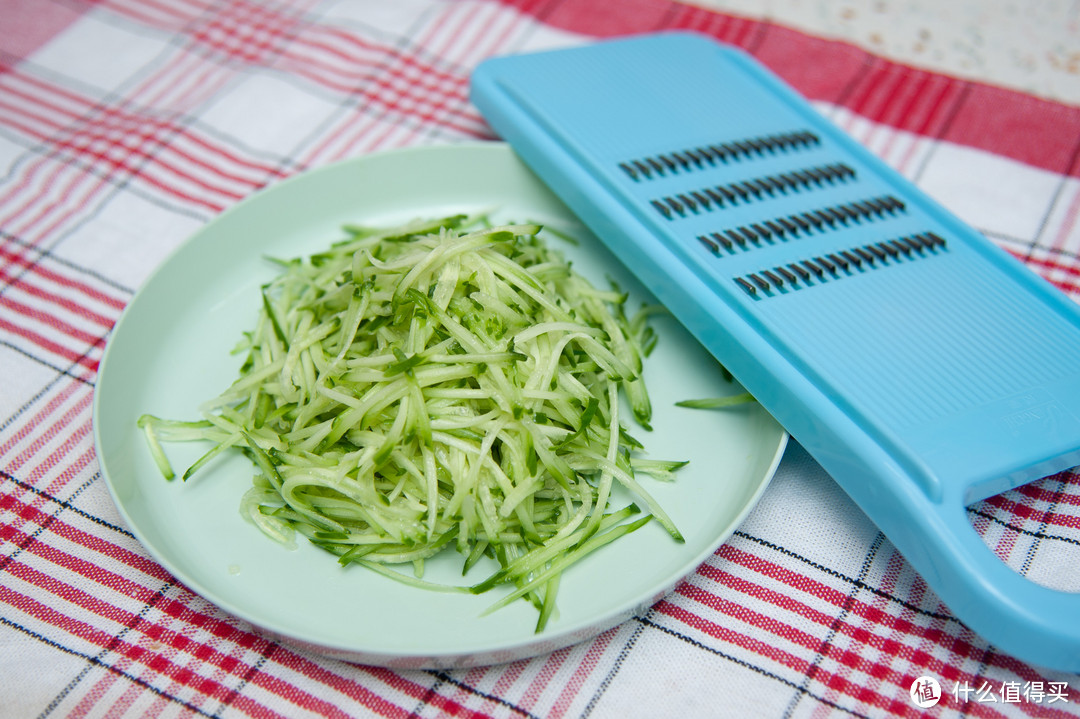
[351,559,471,594]
[629,458,690,482]
[535,572,561,633]
[570,451,684,542]
[136,415,176,480]
[181,431,243,481]
[675,392,756,409]
[480,514,654,616]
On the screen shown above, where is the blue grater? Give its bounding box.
[470,32,1080,671]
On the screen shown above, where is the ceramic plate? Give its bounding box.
[93,143,787,668]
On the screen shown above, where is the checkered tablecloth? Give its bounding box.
[2,1,1080,717]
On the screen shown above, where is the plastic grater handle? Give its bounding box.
[940,502,1080,671]
[847,463,1080,671]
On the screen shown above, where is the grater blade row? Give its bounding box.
[696,195,909,254]
[648,161,856,218]
[618,128,821,180]
[472,31,1080,671]
[735,232,948,298]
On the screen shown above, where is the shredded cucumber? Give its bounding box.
[674,393,755,410]
[138,213,685,632]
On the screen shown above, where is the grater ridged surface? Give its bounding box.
[757,255,1079,430]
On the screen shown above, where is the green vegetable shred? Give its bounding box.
[138,213,685,632]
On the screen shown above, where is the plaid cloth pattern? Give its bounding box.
[2,0,1079,716]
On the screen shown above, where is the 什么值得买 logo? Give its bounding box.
[910,677,941,708]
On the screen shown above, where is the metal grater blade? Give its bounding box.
[471,31,1080,671]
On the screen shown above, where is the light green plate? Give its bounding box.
[93,143,787,668]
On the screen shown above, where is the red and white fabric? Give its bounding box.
[1,0,1078,716]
